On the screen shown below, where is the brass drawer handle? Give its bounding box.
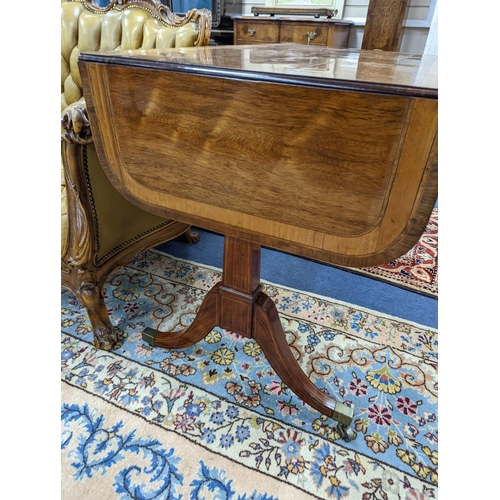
[306,31,317,44]
[247,29,256,36]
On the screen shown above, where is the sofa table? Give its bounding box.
[79,44,438,441]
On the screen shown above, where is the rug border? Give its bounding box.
[62,330,437,496]
[336,264,438,299]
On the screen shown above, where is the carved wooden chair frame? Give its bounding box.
[61,0,211,350]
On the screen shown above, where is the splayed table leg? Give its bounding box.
[142,235,355,440]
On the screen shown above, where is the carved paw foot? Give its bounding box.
[79,280,117,350]
[92,326,118,351]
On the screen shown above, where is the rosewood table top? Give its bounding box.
[88,44,437,95]
[80,45,437,269]
[78,44,438,439]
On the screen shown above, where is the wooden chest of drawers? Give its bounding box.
[233,16,353,48]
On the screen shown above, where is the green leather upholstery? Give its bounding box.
[61,0,204,112]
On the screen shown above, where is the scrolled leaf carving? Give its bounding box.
[61,142,94,267]
[61,105,93,145]
[68,194,93,267]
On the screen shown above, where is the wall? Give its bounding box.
[224,0,438,55]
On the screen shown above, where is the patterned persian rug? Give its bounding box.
[349,208,438,298]
[61,250,438,499]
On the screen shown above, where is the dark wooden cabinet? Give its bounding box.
[234,16,352,48]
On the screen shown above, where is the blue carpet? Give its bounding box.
[157,228,438,329]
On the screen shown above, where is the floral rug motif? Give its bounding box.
[350,208,438,298]
[61,250,438,499]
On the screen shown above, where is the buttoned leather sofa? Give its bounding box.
[61,0,212,350]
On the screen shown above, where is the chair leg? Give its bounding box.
[182,227,200,244]
[77,278,118,351]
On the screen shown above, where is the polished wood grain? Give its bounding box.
[234,18,280,44]
[361,0,409,51]
[80,45,437,268]
[79,44,437,433]
[278,19,351,47]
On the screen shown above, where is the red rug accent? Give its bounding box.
[351,208,438,297]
